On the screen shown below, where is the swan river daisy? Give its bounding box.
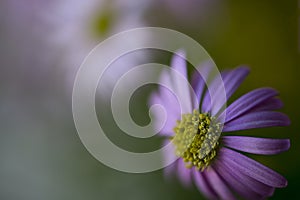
[149,51,290,200]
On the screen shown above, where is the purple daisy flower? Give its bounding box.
[149,51,290,200]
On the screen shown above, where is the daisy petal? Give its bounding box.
[199,61,222,113]
[205,167,237,200]
[250,97,283,112]
[222,136,290,155]
[149,92,169,136]
[209,71,230,116]
[177,159,192,187]
[223,111,290,132]
[193,168,218,200]
[202,71,228,114]
[170,50,187,80]
[217,151,275,197]
[191,61,213,110]
[221,88,279,123]
[162,140,177,179]
[214,160,264,200]
[170,50,193,114]
[220,147,288,188]
[149,91,177,136]
[158,70,180,117]
[202,66,249,115]
[222,66,250,101]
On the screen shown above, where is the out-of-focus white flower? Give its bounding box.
[1,0,152,99]
[42,0,152,97]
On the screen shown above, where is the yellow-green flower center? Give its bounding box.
[172,110,221,171]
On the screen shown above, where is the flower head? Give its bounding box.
[149,51,290,200]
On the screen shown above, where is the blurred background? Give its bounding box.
[0,0,299,199]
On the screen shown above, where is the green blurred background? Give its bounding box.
[0,0,298,199]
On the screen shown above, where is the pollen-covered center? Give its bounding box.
[172,110,221,171]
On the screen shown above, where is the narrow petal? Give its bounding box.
[223,111,290,132]
[214,160,264,200]
[170,50,187,80]
[193,168,218,200]
[148,91,177,136]
[202,66,249,115]
[221,66,250,101]
[176,159,192,187]
[217,151,275,197]
[205,167,237,200]
[148,92,169,136]
[221,88,279,123]
[202,71,227,112]
[220,147,288,188]
[158,69,180,117]
[162,140,178,179]
[222,136,290,155]
[196,61,217,113]
[170,50,193,114]
[191,61,213,110]
[250,97,283,112]
[209,71,230,117]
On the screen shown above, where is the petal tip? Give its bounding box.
[282,114,291,126]
[175,49,186,56]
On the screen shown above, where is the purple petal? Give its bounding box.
[216,151,275,197]
[250,97,283,112]
[158,86,181,117]
[202,71,228,112]
[148,92,169,136]
[220,147,288,188]
[164,161,177,180]
[176,159,192,187]
[202,66,250,115]
[222,136,290,155]
[158,69,181,117]
[223,111,290,132]
[170,50,187,81]
[214,160,265,200]
[197,61,221,113]
[191,61,213,110]
[221,88,279,123]
[205,167,237,200]
[162,140,177,179]
[193,168,218,200]
[222,66,250,101]
[170,50,194,114]
[149,91,177,136]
